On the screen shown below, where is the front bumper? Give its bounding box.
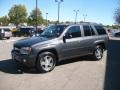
[11,50,36,68]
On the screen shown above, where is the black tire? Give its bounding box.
[6,37,10,39]
[0,36,2,40]
[36,52,56,73]
[93,45,103,60]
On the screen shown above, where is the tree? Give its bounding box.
[112,25,120,29]
[0,16,9,26]
[115,8,120,24]
[8,4,27,26]
[28,8,43,26]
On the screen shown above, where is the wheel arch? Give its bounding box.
[94,41,106,50]
[36,48,59,65]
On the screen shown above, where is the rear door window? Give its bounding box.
[83,25,91,36]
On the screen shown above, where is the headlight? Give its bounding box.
[20,47,32,54]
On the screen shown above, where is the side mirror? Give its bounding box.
[63,33,72,43]
[63,35,66,43]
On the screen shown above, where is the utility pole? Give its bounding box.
[83,14,87,22]
[55,0,63,24]
[73,10,79,24]
[46,13,48,26]
[0,22,2,26]
[36,0,38,34]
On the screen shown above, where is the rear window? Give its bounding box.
[20,28,33,33]
[94,26,106,35]
[4,29,11,32]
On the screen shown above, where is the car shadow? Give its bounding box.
[104,39,120,90]
[0,55,95,74]
[0,59,19,74]
[0,59,41,74]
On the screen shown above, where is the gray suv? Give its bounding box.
[11,23,109,73]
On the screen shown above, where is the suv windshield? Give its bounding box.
[40,25,68,38]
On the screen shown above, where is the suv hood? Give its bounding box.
[14,37,48,47]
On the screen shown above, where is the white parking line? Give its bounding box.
[5,39,17,43]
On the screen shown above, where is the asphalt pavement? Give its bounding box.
[0,37,120,90]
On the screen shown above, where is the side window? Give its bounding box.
[90,26,95,35]
[66,26,81,38]
[83,25,91,36]
[4,29,10,32]
[94,26,107,35]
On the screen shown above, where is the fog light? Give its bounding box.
[23,59,27,62]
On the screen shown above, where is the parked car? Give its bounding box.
[0,28,12,39]
[114,32,120,37]
[106,29,114,37]
[12,27,34,37]
[11,23,109,73]
[31,28,44,37]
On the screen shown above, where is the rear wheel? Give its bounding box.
[36,52,56,73]
[93,45,103,60]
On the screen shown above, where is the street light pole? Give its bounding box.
[0,22,2,26]
[36,0,38,34]
[83,14,87,22]
[73,10,79,24]
[55,0,63,24]
[46,13,48,26]
[58,2,60,24]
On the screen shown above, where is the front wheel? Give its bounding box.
[36,52,56,73]
[93,45,103,60]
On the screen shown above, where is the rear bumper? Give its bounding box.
[0,33,11,38]
[4,34,12,38]
[11,50,36,68]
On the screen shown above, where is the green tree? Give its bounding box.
[0,16,9,26]
[112,25,120,29]
[28,8,43,26]
[8,4,27,26]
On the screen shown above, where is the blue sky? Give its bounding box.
[0,0,118,25]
